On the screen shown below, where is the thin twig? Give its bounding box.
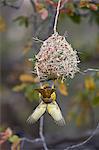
[83,68,99,73]
[64,122,99,150]
[21,137,41,143]
[20,138,41,149]
[64,68,99,150]
[32,36,43,43]
[78,68,99,76]
[54,0,62,33]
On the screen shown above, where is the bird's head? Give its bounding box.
[34,84,56,102]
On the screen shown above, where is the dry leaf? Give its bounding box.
[10,136,20,150]
[19,74,39,83]
[0,128,12,144]
[89,3,98,11]
[11,140,20,150]
[34,2,48,20]
[36,3,44,11]
[79,0,89,8]
[85,77,95,91]
[58,81,68,96]
[39,8,48,20]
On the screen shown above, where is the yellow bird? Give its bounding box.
[27,85,65,126]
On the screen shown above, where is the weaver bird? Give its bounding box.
[27,84,65,126]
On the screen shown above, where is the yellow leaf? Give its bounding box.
[35,3,44,12]
[0,127,13,145]
[85,76,95,91]
[0,16,6,32]
[79,0,90,8]
[58,81,68,96]
[12,83,26,92]
[19,74,39,83]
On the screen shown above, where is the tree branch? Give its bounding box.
[64,122,99,150]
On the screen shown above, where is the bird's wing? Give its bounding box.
[27,101,47,124]
[47,101,65,126]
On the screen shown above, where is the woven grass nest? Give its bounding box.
[35,32,80,80]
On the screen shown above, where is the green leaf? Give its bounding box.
[0,126,5,132]
[25,84,39,102]
[69,13,81,23]
[13,16,29,27]
[29,55,37,70]
[52,0,59,2]
[89,11,99,25]
[92,96,99,106]
[6,0,17,4]
[12,83,27,92]
[9,135,20,143]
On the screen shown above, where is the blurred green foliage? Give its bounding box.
[13,16,29,28]
[1,0,98,30]
[67,72,99,127]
